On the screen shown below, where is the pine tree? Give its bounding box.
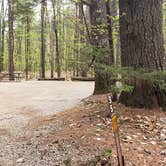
[119,0,166,109]
[8,0,14,80]
[89,0,114,94]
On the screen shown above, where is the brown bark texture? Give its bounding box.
[41,0,46,78]
[90,0,114,94]
[8,0,14,80]
[119,0,166,110]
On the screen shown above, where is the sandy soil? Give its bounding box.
[0,81,94,136]
[0,82,166,165]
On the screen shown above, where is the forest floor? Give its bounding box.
[0,82,166,165]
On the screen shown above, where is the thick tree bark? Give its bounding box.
[119,0,166,109]
[41,0,46,78]
[119,0,165,70]
[90,0,114,94]
[8,0,14,80]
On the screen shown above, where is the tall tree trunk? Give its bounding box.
[90,0,114,94]
[73,2,79,77]
[50,19,55,78]
[119,0,166,109]
[8,0,14,80]
[41,0,46,78]
[25,16,30,81]
[163,0,166,45]
[0,1,2,72]
[116,35,121,66]
[17,35,22,71]
[51,0,61,78]
[75,5,79,78]
[110,0,117,17]
[79,2,88,77]
[55,24,60,78]
[110,0,121,66]
[105,0,114,64]
[0,0,5,72]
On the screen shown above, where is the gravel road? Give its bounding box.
[0,81,94,165]
[0,81,94,136]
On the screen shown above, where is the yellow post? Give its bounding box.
[108,95,124,166]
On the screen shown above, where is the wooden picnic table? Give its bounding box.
[14,72,24,81]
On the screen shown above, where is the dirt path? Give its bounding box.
[0,81,94,136]
[0,81,95,165]
[0,82,165,165]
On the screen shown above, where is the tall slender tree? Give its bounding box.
[25,15,30,80]
[73,2,79,77]
[79,2,88,77]
[51,0,61,78]
[50,18,55,78]
[0,0,5,72]
[41,0,46,78]
[8,0,14,80]
[105,0,114,64]
[110,0,121,66]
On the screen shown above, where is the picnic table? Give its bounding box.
[14,72,24,81]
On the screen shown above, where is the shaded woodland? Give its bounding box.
[0,0,166,109]
[0,1,166,165]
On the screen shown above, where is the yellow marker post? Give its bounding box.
[108,95,124,166]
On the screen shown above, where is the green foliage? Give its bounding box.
[111,84,134,93]
[1,0,166,81]
[143,71,166,90]
[92,46,166,93]
[101,149,112,158]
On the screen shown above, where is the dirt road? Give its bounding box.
[0,81,94,165]
[0,81,94,136]
[0,82,165,165]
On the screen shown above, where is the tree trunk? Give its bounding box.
[50,19,55,78]
[41,0,46,79]
[51,0,61,78]
[90,0,114,94]
[25,16,30,81]
[73,3,79,77]
[8,0,14,80]
[163,0,166,45]
[79,2,88,77]
[17,33,22,71]
[110,0,121,66]
[119,0,166,109]
[105,0,114,64]
[55,26,61,78]
[0,0,5,72]
[0,0,2,72]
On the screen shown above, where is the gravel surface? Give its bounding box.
[0,81,94,165]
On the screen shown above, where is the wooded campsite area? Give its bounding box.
[0,0,166,165]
